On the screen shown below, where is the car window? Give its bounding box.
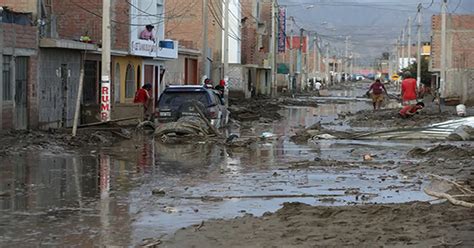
[212,92,224,105]
[159,91,209,107]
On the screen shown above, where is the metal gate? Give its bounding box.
[15,57,28,130]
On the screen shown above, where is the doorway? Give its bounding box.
[14,57,28,129]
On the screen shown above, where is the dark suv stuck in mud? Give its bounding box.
[156,85,229,128]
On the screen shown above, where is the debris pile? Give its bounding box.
[408,144,474,159]
[228,98,282,122]
[290,122,353,143]
[448,125,474,141]
[155,116,211,138]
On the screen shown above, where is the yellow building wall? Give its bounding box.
[113,56,143,103]
[422,45,431,56]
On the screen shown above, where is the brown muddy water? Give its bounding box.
[0,94,438,246]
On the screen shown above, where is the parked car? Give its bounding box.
[156,85,229,128]
[353,74,364,81]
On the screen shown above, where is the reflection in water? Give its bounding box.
[0,153,136,246]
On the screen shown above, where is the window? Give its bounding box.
[125,64,135,98]
[2,56,12,101]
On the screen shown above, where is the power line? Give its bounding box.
[452,0,463,13]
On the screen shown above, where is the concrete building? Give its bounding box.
[1,0,178,129]
[430,14,474,105]
[276,36,313,92]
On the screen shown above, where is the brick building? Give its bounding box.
[276,35,323,92]
[164,0,223,84]
[165,0,277,99]
[1,0,178,130]
[430,14,474,105]
[0,7,39,129]
[240,0,274,96]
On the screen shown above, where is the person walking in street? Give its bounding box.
[134,83,153,120]
[401,71,417,106]
[366,79,387,110]
[315,81,322,96]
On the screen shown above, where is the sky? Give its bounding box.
[280,0,474,66]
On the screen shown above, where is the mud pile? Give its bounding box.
[402,144,474,185]
[408,144,474,159]
[281,98,319,107]
[346,107,458,128]
[229,98,282,122]
[290,122,354,143]
[162,201,474,247]
[0,128,132,155]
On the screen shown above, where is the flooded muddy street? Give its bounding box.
[1,82,473,247]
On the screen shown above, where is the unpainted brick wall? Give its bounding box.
[431,15,474,70]
[52,0,130,50]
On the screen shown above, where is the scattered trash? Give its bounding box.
[313,133,337,140]
[141,238,162,247]
[260,132,275,138]
[456,104,466,117]
[363,154,373,161]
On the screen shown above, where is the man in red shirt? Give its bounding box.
[399,102,424,118]
[134,83,153,120]
[366,79,387,110]
[401,71,417,106]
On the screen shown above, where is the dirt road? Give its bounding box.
[162,201,473,248]
[1,81,472,247]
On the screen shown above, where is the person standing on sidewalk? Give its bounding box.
[134,83,153,120]
[401,71,417,106]
[366,79,387,110]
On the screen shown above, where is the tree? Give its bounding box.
[402,57,431,85]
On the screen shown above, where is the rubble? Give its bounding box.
[228,98,282,122]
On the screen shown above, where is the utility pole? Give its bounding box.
[313,35,317,75]
[395,39,400,71]
[100,0,111,122]
[289,16,294,92]
[401,29,405,69]
[0,7,3,129]
[416,3,422,88]
[407,17,412,66]
[325,43,329,85]
[440,0,447,102]
[350,52,353,77]
[271,0,277,96]
[201,0,209,79]
[223,0,230,107]
[298,28,304,91]
[317,37,321,74]
[344,36,349,81]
